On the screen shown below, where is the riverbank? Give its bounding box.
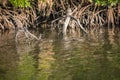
[0,0,120,36]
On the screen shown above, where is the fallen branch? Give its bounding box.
[14,18,41,42]
[70,16,88,33]
[51,16,65,23]
[23,27,41,40]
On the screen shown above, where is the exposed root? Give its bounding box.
[107,7,115,29]
[0,0,120,39]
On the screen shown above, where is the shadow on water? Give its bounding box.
[0,27,120,80]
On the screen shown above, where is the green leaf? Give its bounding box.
[9,0,31,8]
[89,0,118,6]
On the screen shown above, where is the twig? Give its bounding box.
[51,16,65,23]
[0,23,4,30]
[70,16,88,33]
[23,27,40,40]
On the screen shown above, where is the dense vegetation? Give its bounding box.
[0,0,120,36]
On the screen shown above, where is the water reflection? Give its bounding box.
[36,40,55,80]
[0,31,17,80]
[0,28,120,80]
[50,28,120,80]
[0,31,38,80]
[17,53,36,80]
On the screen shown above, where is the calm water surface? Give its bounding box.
[0,28,120,80]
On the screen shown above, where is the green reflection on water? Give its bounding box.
[36,41,55,80]
[16,53,36,80]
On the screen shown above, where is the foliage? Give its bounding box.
[9,0,31,7]
[89,0,119,6]
[9,0,47,8]
[108,0,119,6]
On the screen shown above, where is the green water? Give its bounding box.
[0,28,120,80]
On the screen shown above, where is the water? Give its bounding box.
[0,28,120,80]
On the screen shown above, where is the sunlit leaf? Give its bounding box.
[9,0,31,8]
